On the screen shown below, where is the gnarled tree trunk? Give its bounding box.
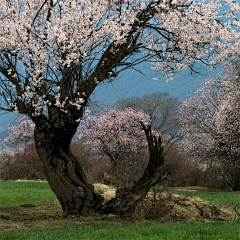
[34,117,103,217]
[101,123,165,219]
[34,109,164,219]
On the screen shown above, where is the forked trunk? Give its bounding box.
[34,125,103,217]
[101,123,165,219]
[34,116,164,219]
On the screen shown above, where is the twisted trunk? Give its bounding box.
[33,111,164,219]
[101,123,165,219]
[34,119,103,217]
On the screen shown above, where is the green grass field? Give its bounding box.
[1,220,240,240]
[1,181,240,240]
[0,180,57,206]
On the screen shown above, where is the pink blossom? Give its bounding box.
[78,108,150,162]
[179,61,240,168]
[4,116,35,149]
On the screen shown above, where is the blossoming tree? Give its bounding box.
[116,92,181,143]
[0,0,240,217]
[4,116,35,149]
[79,107,150,162]
[179,61,240,190]
[78,108,151,187]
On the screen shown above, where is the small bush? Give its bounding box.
[199,164,240,191]
[163,146,203,187]
[0,144,45,180]
[71,142,111,184]
[133,189,175,222]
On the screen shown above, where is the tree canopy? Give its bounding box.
[3,116,34,150]
[179,61,240,165]
[0,0,239,118]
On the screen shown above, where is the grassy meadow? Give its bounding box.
[0,180,240,240]
[1,220,240,240]
[0,180,57,206]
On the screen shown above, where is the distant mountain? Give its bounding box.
[0,62,216,133]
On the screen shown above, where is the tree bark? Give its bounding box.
[34,123,103,217]
[101,123,165,219]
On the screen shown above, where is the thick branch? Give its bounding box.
[101,123,165,219]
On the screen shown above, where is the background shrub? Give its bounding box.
[163,146,203,187]
[0,144,45,180]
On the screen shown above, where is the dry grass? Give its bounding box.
[132,191,233,222]
[94,183,116,201]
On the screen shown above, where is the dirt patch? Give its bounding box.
[0,184,118,233]
[0,201,62,232]
[0,201,120,233]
